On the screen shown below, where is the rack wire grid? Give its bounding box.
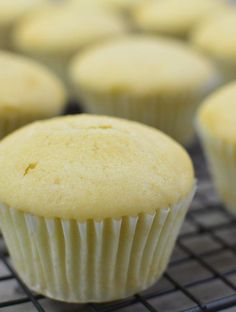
[1,106,236,312]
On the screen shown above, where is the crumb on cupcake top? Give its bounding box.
[132,0,227,38]
[70,35,218,96]
[0,51,66,117]
[197,81,236,143]
[0,115,194,220]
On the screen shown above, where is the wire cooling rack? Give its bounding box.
[1,106,236,312]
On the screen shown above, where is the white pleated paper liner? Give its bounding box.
[0,114,45,140]
[0,187,195,303]
[197,128,236,214]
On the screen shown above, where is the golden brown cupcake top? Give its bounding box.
[70,35,218,96]
[0,115,194,220]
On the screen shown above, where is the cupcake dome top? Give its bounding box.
[0,115,194,220]
[0,0,45,27]
[0,51,66,117]
[197,82,236,143]
[13,3,128,55]
[191,11,236,62]
[70,35,218,96]
[132,0,227,38]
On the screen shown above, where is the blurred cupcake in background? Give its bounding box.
[0,50,66,139]
[100,0,145,14]
[196,82,236,214]
[191,10,236,82]
[71,0,146,16]
[13,2,129,88]
[69,35,220,145]
[131,0,229,40]
[0,0,46,49]
[67,0,111,11]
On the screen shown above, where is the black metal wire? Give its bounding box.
[0,255,45,311]
[0,126,236,311]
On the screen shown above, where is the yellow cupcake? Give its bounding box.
[13,2,128,85]
[0,51,66,139]
[132,0,228,39]
[197,81,236,213]
[191,10,236,82]
[69,35,220,145]
[0,0,46,49]
[0,114,195,302]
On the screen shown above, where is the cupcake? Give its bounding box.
[197,82,236,213]
[0,0,45,49]
[191,10,236,82]
[0,50,66,139]
[13,2,128,86]
[0,114,195,302]
[69,35,220,145]
[131,0,228,39]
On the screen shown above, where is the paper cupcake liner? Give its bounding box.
[198,129,236,213]
[216,60,236,83]
[0,115,31,139]
[0,27,11,49]
[0,189,194,303]
[76,82,218,145]
[0,113,57,140]
[0,114,30,139]
[23,53,71,90]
